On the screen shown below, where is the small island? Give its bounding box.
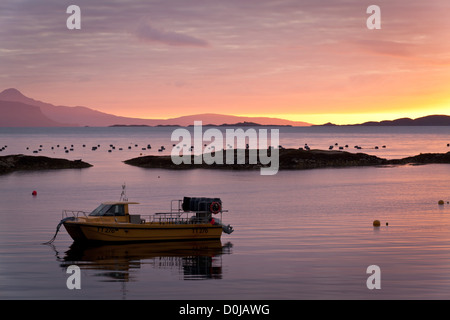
[109,122,292,128]
[0,154,93,175]
[123,149,450,171]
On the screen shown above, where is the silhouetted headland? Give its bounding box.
[389,152,450,165]
[0,154,92,175]
[123,149,450,171]
[316,115,450,126]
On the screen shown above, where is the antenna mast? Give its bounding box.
[120,183,128,201]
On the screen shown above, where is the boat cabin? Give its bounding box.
[88,201,140,223]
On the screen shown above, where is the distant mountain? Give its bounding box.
[0,100,68,127]
[0,88,155,127]
[0,88,311,127]
[317,115,450,126]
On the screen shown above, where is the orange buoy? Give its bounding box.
[373,220,380,227]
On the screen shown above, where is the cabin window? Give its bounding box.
[106,204,125,216]
[89,204,125,216]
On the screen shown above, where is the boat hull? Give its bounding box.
[63,221,223,243]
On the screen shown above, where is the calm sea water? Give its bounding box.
[0,126,450,300]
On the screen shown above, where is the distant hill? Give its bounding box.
[358,115,450,126]
[165,114,306,127]
[0,88,311,127]
[0,100,68,127]
[317,115,450,126]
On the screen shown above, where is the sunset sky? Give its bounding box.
[1,0,449,125]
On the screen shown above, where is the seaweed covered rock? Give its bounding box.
[124,148,389,171]
[0,154,92,175]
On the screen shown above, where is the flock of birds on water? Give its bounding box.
[1,142,450,156]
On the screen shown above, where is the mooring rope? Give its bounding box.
[42,216,76,244]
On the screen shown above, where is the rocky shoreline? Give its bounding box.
[0,154,92,175]
[123,149,450,171]
[1,149,448,175]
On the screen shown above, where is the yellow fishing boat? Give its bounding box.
[45,194,233,244]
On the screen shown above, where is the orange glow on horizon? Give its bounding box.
[236,102,450,125]
[102,96,450,125]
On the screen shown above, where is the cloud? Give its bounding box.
[354,39,415,58]
[135,22,210,47]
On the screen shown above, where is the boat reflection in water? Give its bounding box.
[58,240,233,282]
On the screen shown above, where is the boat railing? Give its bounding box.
[170,199,228,215]
[62,210,128,223]
[141,215,211,224]
[62,210,88,219]
[135,199,226,224]
[140,209,216,224]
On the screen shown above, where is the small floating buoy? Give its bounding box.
[438,200,445,205]
[373,220,380,227]
[386,222,389,226]
[32,190,37,196]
